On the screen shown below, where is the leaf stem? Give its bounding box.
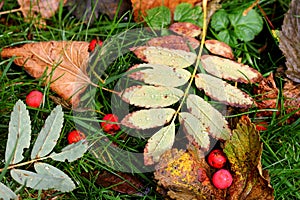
[0,8,21,15]
[0,156,49,172]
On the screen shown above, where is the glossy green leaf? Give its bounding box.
[229,9,263,42]
[201,55,262,83]
[144,122,175,165]
[127,64,191,87]
[186,94,231,140]
[132,46,197,68]
[211,9,230,31]
[50,140,88,162]
[31,105,64,159]
[121,108,175,129]
[174,3,203,26]
[0,182,17,200]
[178,112,210,149]
[145,6,171,28]
[195,74,253,108]
[120,85,184,108]
[5,100,31,164]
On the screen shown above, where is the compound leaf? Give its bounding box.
[120,85,184,108]
[178,112,210,149]
[31,105,64,159]
[144,122,175,165]
[0,182,17,200]
[5,100,31,164]
[128,64,191,87]
[186,94,231,140]
[131,46,197,68]
[121,108,175,129]
[50,140,88,162]
[195,73,253,108]
[201,55,262,83]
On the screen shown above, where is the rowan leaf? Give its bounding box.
[50,140,88,162]
[201,55,262,83]
[0,41,91,107]
[169,22,201,38]
[121,108,175,129]
[127,64,191,87]
[131,46,197,68]
[178,112,210,149]
[144,122,175,165]
[5,100,31,164]
[0,182,17,200]
[204,39,234,60]
[224,116,274,199]
[195,73,254,108]
[186,94,231,140]
[120,85,184,108]
[31,105,64,159]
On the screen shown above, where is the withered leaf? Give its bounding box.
[146,35,199,52]
[279,0,300,83]
[169,22,201,37]
[283,80,300,117]
[131,0,202,22]
[154,148,225,200]
[224,116,274,200]
[205,39,234,60]
[1,41,91,107]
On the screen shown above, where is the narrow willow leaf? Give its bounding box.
[31,105,64,159]
[132,46,197,68]
[179,112,210,149]
[34,162,76,192]
[50,140,88,162]
[195,74,253,108]
[11,169,63,191]
[0,182,17,200]
[128,64,191,87]
[5,100,31,164]
[186,94,231,140]
[144,122,175,165]
[121,108,175,129]
[120,85,184,108]
[201,55,262,83]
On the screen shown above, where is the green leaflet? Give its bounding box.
[201,55,262,83]
[144,122,175,165]
[195,73,253,108]
[31,105,64,159]
[186,94,231,140]
[127,64,191,87]
[50,140,88,162]
[0,182,17,200]
[5,100,31,164]
[178,112,210,149]
[121,108,175,129]
[10,162,75,192]
[120,85,184,108]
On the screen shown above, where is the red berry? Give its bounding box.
[26,90,43,108]
[88,39,103,52]
[212,169,233,189]
[101,114,120,133]
[67,130,86,144]
[255,121,268,131]
[208,149,227,169]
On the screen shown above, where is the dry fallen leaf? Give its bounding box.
[1,41,91,107]
[169,22,201,37]
[283,80,300,117]
[131,0,202,22]
[205,39,234,60]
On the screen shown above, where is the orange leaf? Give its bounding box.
[1,41,91,107]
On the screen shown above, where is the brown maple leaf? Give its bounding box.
[1,41,92,108]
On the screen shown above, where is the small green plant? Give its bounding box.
[0,100,88,199]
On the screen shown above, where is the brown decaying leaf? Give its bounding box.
[146,35,199,52]
[131,0,202,22]
[169,22,201,38]
[1,41,91,107]
[224,116,274,200]
[81,170,145,195]
[154,148,225,199]
[279,0,300,83]
[205,39,234,60]
[253,73,279,117]
[283,80,300,117]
